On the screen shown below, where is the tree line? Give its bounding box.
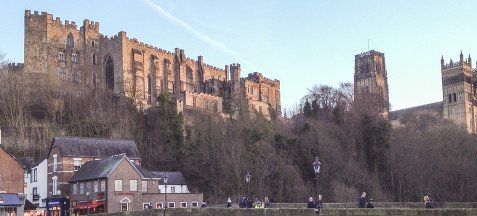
[0,58,476,203]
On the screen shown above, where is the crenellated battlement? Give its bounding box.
[7,63,24,71]
[441,53,473,69]
[246,72,280,86]
[82,19,99,30]
[203,63,225,72]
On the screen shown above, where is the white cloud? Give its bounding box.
[141,0,256,68]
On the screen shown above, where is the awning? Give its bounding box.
[73,200,106,210]
[0,194,23,206]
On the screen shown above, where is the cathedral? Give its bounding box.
[9,10,281,118]
[354,50,477,134]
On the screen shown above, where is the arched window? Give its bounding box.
[105,56,114,90]
[147,75,152,105]
[92,73,97,85]
[58,52,65,62]
[67,33,74,48]
[72,53,78,63]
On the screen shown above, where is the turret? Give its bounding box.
[468,54,472,67]
[229,63,241,82]
[460,51,464,63]
[441,55,444,69]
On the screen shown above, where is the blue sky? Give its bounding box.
[1,0,477,112]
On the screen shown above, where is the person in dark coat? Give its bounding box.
[366,199,374,208]
[315,195,323,210]
[307,196,316,208]
[358,192,367,208]
[424,196,435,208]
[227,197,232,208]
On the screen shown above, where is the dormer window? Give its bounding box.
[67,33,74,48]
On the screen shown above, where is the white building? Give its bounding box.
[153,172,190,194]
[25,159,48,211]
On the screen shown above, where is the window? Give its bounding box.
[168,202,175,208]
[86,182,91,192]
[115,180,123,191]
[72,184,77,195]
[129,180,137,191]
[180,202,187,208]
[192,97,197,107]
[449,94,452,103]
[33,187,38,195]
[92,53,97,65]
[156,202,163,209]
[141,181,147,192]
[80,183,85,194]
[91,41,95,47]
[53,154,58,172]
[143,203,152,209]
[100,180,106,192]
[191,202,198,208]
[213,102,218,112]
[453,93,457,102]
[121,203,129,212]
[93,73,97,85]
[59,67,67,77]
[52,176,58,195]
[73,158,82,171]
[171,186,176,193]
[58,52,65,61]
[94,181,98,192]
[72,53,78,63]
[67,33,74,48]
[73,72,80,83]
[204,99,209,110]
[33,168,38,182]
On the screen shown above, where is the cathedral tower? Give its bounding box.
[354,50,390,117]
[441,52,477,134]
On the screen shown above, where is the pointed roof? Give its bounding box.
[152,171,187,185]
[0,145,25,169]
[48,136,141,159]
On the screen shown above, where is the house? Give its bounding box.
[0,146,26,216]
[46,137,141,197]
[69,154,202,214]
[24,159,48,215]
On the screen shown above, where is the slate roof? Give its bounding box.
[152,171,187,185]
[16,156,35,169]
[70,154,125,182]
[132,164,161,179]
[48,136,141,159]
[0,194,23,206]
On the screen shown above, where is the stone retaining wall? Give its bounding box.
[270,202,477,209]
[97,207,477,216]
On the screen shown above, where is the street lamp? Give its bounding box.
[163,173,168,216]
[86,188,91,216]
[312,157,321,200]
[245,171,251,208]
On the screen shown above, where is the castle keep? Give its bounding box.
[17,10,281,117]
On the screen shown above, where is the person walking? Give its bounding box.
[307,196,316,208]
[424,195,435,208]
[358,192,367,208]
[227,197,232,208]
[263,197,271,208]
[315,195,323,211]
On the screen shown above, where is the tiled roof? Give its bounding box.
[49,136,141,159]
[152,171,187,185]
[70,154,125,182]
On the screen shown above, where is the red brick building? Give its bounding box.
[0,146,24,194]
[69,154,202,214]
[46,137,141,197]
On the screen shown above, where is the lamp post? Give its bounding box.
[312,157,321,200]
[86,188,91,216]
[163,173,168,216]
[245,171,251,208]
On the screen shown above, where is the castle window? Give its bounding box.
[204,99,209,110]
[448,94,452,103]
[147,75,152,105]
[213,101,218,112]
[59,67,67,78]
[72,53,78,63]
[93,73,97,85]
[92,53,97,65]
[73,71,80,83]
[91,41,95,47]
[58,52,65,62]
[453,93,457,102]
[193,97,196,107]
[67,33,74,48]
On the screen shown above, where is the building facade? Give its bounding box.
[441,52,477,134]
[46,137,141,198]
[18,10,280,118]
[25,159,48,210]
[354,50,390,118]
[0,146,26,216]
[69,155,202,214]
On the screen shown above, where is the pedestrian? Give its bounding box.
[200,201,208,208]
[315,195,323,210]
[264,197,271,208]
[358,192,366,208]
[307,196,316,208]
[254,198,262,208]
[366,199,374,208]
[227,197,232,208]
[424,195,434,208]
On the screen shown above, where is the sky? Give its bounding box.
[1,0,477,112]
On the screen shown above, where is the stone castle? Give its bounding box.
[9,10,281,117]
[354,50,477,134]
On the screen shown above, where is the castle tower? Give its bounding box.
[441,52,477,134]
[354,50,390,118]
[229,63,242,113]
